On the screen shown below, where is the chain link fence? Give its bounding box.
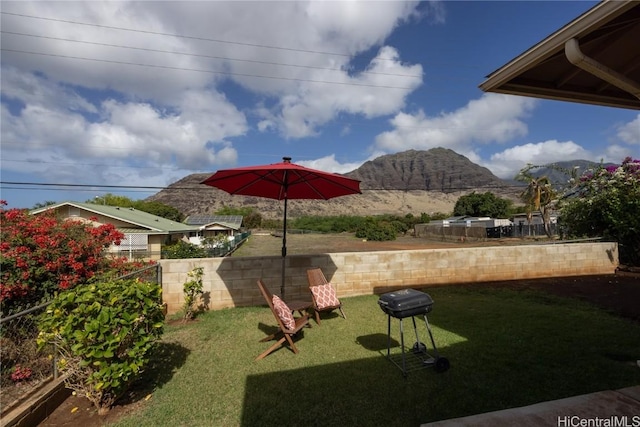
[116,263,161,284]
[414,223,559,242]
[414,224,495,242]
[0,264,161,414]
[0,301,55,413]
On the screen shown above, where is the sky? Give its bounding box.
[1,1,638,210]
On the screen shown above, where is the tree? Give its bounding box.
[560,157,640,266]
[242,211,263,229]
[215,206,262,228]
[132,201,184,222]
[87,194,184,222]
[515,165,558,238]
[355,217,396,241]
[32,201,58,209]
[89,194,134,207]
[453,192,511,218]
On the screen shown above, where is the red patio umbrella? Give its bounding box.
[201,157,361,298]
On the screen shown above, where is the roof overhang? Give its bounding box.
[199,222,239,231]
[479,1,640,110]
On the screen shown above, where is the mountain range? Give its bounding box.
[146,148,601,219]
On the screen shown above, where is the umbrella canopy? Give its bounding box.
[201,157,361,297]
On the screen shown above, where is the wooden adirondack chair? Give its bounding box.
[306,268,346,325]
[255,279,310,360]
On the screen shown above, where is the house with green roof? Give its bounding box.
[31,202,198,260]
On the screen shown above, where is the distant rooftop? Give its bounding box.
[185,214,243,229]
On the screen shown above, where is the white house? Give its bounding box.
[184,215,244,246]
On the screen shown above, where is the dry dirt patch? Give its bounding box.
[232,232,492,257]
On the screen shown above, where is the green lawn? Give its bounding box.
[111,287,640,427]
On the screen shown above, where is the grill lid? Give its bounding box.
[378,289,434,318]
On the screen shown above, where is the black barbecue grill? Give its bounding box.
[378,289,449,376]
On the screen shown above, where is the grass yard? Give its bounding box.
[102,286,640,427]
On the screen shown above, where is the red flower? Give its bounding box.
[11,365,32,383]
[1,203,150,305]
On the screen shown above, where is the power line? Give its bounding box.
[0,186,156,195]
[1,181,174,190]
[0,30,423,79]
[2,153,524,181]
[0,180,525,193]
[0,11,492,70]
[0,11,397,61]
[1,48,417,90]
[1,158,193,172]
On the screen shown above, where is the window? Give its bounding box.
[119,234,148,251]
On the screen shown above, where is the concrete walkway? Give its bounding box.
[421,386,640,427]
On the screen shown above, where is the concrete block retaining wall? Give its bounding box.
[159,242,619,315]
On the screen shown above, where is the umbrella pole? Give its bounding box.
[281,197,287,298]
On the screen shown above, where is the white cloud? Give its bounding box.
[591,114,640,164]
[485,140,591,179]
[1,2,211,103]
[94,91,247,168]
[602,145,631,163]
[2,0,430,156]
[258,45,424,138]
[368,93,637,180]
[423,1,446,24]
[304,1,420,53]
[616,114,640,145]
[373,93,537,154]
[1,71,246,185]
[298,154,367,175]
[2,1,426,104]
[1,67,97,114]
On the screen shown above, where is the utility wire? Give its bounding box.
[0,181,526,192]
[0,30,423,79]
[0,158,191,172]
[1,156,523,182]
[0,11,390,61]
[1,186,155,195]
[1,48,417,90]
[0,11,491,70]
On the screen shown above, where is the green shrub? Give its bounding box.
[355,220,397,241]
[183,267,204,321]
[162,241,208,259]
[37,279,165,415]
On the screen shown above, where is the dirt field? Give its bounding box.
[231,232,502,257]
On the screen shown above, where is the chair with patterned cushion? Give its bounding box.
[306,268,346,325]
[255,279,311,360]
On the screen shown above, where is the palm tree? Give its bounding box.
[515,165,556,238]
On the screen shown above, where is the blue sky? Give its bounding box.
[1,1,638,209]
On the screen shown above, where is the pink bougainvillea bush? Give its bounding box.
[561,157,640,266]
